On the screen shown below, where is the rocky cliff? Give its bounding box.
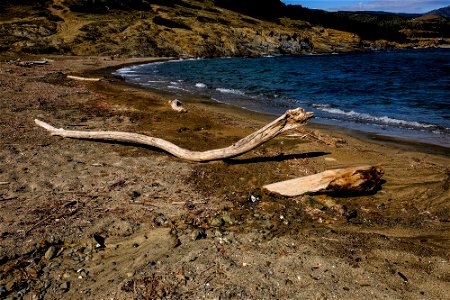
[0,0,448,57]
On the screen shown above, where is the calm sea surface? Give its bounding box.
[116,49,450,148]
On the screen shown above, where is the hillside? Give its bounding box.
[0,0,449,57]
[425,5,450,18]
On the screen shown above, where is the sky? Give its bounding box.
[281,0,450,14]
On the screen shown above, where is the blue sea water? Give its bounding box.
[116,49,450,148]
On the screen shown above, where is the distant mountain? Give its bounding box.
[425,5,450,18]
[337,11,421,18]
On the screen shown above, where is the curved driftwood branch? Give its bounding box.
[263,166,384,196]
[35,108,313,162]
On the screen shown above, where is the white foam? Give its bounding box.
[318,107,435,129]
[216,88,245,95]
[195,83,207,88]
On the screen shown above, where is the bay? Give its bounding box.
[116,48,450,149]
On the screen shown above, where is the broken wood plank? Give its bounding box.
[263,166,383,197]
[34,107,314,162]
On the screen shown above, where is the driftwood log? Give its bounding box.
[67,75,101,82]
[263,166,384,196]
[169,99,187,112]
[9,59,48,67]
[35,107,314,162]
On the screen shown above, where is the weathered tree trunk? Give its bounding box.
[263,166,384,196]
[35,107,314,162]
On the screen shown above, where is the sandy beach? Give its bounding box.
[0,55,449,299]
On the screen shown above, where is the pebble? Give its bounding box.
[210,217,225,227]
[154,214,168,227]
[172,236,181,248]
[190,228,207,241]
[345,210,358,221]
[0,286,6,297]
[222,211,236,225]
[45,246,56,260]
[126,272,134,278]
[59,281,70,293]
[93,234,105,248]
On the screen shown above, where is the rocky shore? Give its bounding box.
[0,55,449,299]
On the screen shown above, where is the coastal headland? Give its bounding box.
[0,55,449,299]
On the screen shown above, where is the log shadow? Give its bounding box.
[224,152,331,165]
[74,139,329,164]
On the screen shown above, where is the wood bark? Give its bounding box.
[263,166,384,196]
[35,107,314,162]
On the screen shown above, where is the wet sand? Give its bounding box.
[0,55,449,299]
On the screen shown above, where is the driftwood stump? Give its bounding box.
[35,107,314,162]
[168,99,187,112]
[263,166,384,196]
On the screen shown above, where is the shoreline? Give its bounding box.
[1,55,449,299]
[94,58,450,157]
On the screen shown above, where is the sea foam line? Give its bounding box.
[216,88,245,95]
[318,107,436,129]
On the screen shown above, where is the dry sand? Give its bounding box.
[0,55,449,299]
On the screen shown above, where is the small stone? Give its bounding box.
[131,191,141,199]
[307,197,325,210]
[62,273,71,280]
[43,280,52,290]
[172,237,181,248]
[154,214,168,227]
[345,210,358,221]
[222,211,236,225]
[210,217,224,227]
[0,286,6,297]
[263,220,274,230]
[93,234,105,248]
[59,281,70,292]
[189,228,207,241]
[44,246,56,260]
